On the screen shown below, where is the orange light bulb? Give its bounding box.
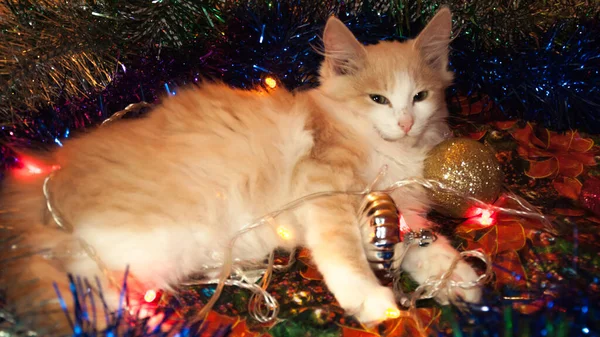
[264,76,277,89]
[277,226,292,240]
[385,307,401,319]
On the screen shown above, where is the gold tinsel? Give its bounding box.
[0,0,118,122]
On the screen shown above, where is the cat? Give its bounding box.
[0,6,480,335]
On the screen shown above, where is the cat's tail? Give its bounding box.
[0,152,86,336]
[1,241,78,336]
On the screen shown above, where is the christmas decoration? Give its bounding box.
[0,0,223,122]
[451,19,600,134]
[423,138,504,218]
[358,192,401,273]
[0,262,231,337]
[356,188,495,315]
[389,0,600,49]
[511,122,596,200]
[1,0,600,138]
[453,120,598,201]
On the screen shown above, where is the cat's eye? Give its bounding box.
[369,94,390,105]
[413,91,429,102]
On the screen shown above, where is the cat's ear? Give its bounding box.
[414,7,452,71]
[322,17,367,75]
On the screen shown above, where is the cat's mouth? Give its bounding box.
[374,126,405,142]
[382,135,400,142]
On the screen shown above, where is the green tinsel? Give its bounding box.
[0,0,224,124]
[388,0,600,47]
[112,0,225,47]
[0,0,118,123]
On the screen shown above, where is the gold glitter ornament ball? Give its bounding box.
[423,138,504,218]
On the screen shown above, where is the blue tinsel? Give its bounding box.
[451,18,600,132]
[0,265,231,337]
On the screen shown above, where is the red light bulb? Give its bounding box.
[25,163,42,175]
[14,157,61,179]
[466,207,496,228]
[479,209,494,227]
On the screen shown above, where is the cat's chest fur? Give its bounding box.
[367,143,427,189]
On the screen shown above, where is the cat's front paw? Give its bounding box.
[334,281,398,326]
[401,238,481,305]
[353,286,399,326]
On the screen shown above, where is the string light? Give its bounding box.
[264,76,277,89]
[15,159,61,178]
[25,163,42,175]
[466,207,497,228]
[277,226,291,240]
[479,209,495,227]
[144,289,158,303]
[385,307,401,319]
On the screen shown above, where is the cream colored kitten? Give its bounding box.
[1,7,479,334]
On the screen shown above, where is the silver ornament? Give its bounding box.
[358,192,401,273]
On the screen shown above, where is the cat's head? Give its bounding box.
[318,7,453,143]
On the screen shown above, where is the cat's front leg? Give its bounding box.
[393,187,482,305]
[399,234,481,304]
[298,195,398,326]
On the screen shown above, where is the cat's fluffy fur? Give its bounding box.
[0,7,480,334]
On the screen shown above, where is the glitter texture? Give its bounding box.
[423,138,504,218]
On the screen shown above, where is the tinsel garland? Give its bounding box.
[0,287,234,337]
[451,19,600,132]
[1,0,599,136]
[0,228,232,337]
[0,0,118,120]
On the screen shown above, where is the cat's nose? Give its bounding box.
[398,120,413,133]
